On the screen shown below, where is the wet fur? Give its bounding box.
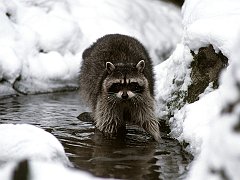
[79,34,160,141]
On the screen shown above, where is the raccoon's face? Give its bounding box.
[103,60,148,100]
[106,79,145,99]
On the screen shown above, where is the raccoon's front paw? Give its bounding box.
[152,131,161,143]
[77,112,94,122]
[143,120,161,142]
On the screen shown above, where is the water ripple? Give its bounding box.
[0,91,192,179]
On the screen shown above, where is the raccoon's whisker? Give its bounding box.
[132,94,143,102]
[106,95,116,102]
[110,100,118,110]
[134,91,144,94]
[108,92,115,95]
[108,95,117,102]
[110,123,114,133]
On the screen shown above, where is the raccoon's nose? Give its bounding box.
[122,91,128,99]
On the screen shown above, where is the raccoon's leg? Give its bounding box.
[142,113,161,142]
[132,99,161,142]
[94,99,124,135]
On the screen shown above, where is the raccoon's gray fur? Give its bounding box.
[79,34,160,141]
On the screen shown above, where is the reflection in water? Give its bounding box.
[0,91,192,179]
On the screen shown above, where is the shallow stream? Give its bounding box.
[0,91,192,179]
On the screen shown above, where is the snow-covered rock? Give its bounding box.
[186,37,240,180]
[0,124,70,166]
[0,124,106,179]
[155,0,240,179]
[0,0,182,95]
[0,160,102,180]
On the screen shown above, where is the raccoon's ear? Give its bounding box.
[136,60,145,72]
[106,62,115,74]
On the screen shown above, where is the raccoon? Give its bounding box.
[79,34,160,142]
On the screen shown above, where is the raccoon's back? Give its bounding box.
[79,53,105,109]
[79,34,154,108]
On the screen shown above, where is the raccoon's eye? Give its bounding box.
[108,83,122,93]
[128,82,144,93]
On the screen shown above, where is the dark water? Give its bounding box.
[0,91,192,180]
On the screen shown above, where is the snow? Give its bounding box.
[0,161,102,180]
[182,0,240,55]
[155,44,192,119]
[0,0,182,96]
[154,0,240,179]
[0,124,102,180]
[171,89,222,154]
[68,0,182,63]
[0,0,182,179]
[185,47,240,180]
[2,0,240,179]
[0,124,70,166]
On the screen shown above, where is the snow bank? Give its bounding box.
[68,0,182,64]
[0,161,102,180]
[155,0,240,179]
[0,124,104,179]
[186,36,240,180]
[0,0,82,95]
[0,124,70,166]
[0,0,182,96]
[155,44,192,119]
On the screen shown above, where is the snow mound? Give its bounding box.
[186,37,240,180]
[154,0,240,179]
[0,124,108,179]
[0,160,103,180]
[68,0,182,64]
[0,0,182,95]
[0,124,70,166]
[155,44,192,119]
